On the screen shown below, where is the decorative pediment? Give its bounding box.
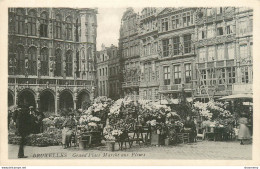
[157,8,174,17]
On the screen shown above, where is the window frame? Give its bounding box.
[163,66,170,85]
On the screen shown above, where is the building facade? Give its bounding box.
[8,8,98,114]
[107,45,122,100]
[138,8,160,102]
[96,44,109,97]
[193,7,253,101]
[119,8,141,100]
[157,8,197,103]
[118,7,253,103]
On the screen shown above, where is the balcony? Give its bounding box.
[8,77,93,87]
[159,84,182,93]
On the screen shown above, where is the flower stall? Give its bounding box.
[77,96,114,148]
[192,100,235,141]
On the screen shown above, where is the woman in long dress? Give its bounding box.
[62,113,76,149]
[238,112,251,145]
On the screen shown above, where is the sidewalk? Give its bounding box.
[8,140,252,160]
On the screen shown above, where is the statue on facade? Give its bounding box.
[37,58,41,76]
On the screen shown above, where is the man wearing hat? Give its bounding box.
[29,106,39,134]
[62,113,76,149]
[12,106,31,158]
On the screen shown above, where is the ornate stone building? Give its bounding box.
[96,44,109,97]
[8,8,98,114]
[138,8,161,101]
[107,45,122,100]
[193,7,253,101]
[119,8,140,100]
[118,7,253,103]
[157,8,197,103]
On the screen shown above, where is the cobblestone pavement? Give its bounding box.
[8,140,252,160]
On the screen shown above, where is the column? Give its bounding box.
[73,100,77,110]
[55,89,58,115]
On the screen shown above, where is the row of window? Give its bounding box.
[161,11,194,32]
[198,22,234,40]
[162,34,192,57]
[99,80,108,96]
[10,9,77,41]
[198,43,253,62]
[199,66,251,85]
[163,63,192,85]
[123,45,139,58]
[9,46,76,77]
[99,67,108,77]
[143,89,159,100]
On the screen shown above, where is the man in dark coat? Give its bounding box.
[183,116,197,142]
[35,109,45,133]
[13,106,32,158]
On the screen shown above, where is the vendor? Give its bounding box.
[62,113,76,149]
[183,116,197,142]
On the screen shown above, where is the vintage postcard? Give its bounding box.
[0,0,260,166]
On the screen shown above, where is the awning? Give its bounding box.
[219,93,253,100]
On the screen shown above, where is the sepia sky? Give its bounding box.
[96,8,142,51]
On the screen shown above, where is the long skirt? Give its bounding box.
[62,127,73,145]
[238,124,251,140]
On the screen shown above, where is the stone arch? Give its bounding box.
[39,89,55,114]
[8,89,15,107]
[17,88,36,108]
[59,89,74,110]
[76,89,90,109]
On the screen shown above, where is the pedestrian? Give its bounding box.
[12,106,31,158]
[62,113,76,149]
[29,106,39,134]
[183,116,197,142]
[35,108,45,133]
[238,112,251,145]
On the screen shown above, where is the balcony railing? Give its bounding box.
[8,77,92,86]
[122,81,140,88]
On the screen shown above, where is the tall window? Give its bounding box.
[161,18,168,31]
[200,69,207,86]
[226,22,234,35]
[173,37,180,55]
[40,48,49,76]
[162,39,169,57]
[217,7,223,14]
[87,47,92,60]
[227,43,235,59]
[15,8,25,34]
[76,19,79,42]
[171,15,179,29]
[217,45,225,60]
[174,65,181,84]
[66,50,73,77]
[227,67,236,84]
[207,25,214,38]
[27,10,36,36]
[240,45,248,60]
[40,12,48,37]
[198,27,205,40]
[199,47,206,62]
[55,49,62,76]
[217,27,224,36]
[183,12,191,27]
[76,51,80,77]
[16,46,25,75]
[208,46,215,61]
[184,34,191,54]
[65,17,72,40]
[185,63,191,83]
[28,47,37,75]
[241,67,249,83]
[155,89,159,100]
[54,14,62,39]
[239,20,247,36]
[163,66,170,85]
